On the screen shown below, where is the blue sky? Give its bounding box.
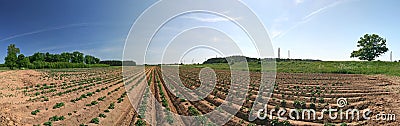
[1,0,399,64]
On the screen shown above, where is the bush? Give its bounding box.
[280,100,287,108]
[49,116,65,121]
[29,61,109,69]
[31,109,40,115]
[98,96,106,101]
[99,113,107,118]
[309,103,316,109]
[319,97,325,103]
[91,101,98,105]
[135,119,146,126]
[188,106,200,116]
[90,118,100,124]
[53,102,65,109]
[293,100,301,109]
[108,102,115,109]
[43,121,52,126]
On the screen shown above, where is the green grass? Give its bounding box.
[185,61,400,76]
[0,66,9,71]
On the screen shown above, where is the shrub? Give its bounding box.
[319,97,325,103]
[53,102,65,109]
[280,100,287,108]
[188,106,200,116]
[97,96,106,101]
[108,102,115,109]
[135,119,146,126]
[309,103,316,109]
[99,113,107,118]
[91,101,98,105]
[49,116,65,121]
[90,118,100,124]
[43,121,52,126]
[31,109,40,115]
[293,100,301,109]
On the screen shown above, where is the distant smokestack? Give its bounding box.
[390,51,393,62]
[278,48,281,59]
[288,50,290,59]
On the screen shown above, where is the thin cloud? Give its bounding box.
[273,0,345,39]
[302,0,343,20]
[0,23,93,42]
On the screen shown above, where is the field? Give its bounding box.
[187,61,400,76]
[0,63,399,126]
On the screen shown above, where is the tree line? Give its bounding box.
[99,60,136,66]
[4,44,107,69]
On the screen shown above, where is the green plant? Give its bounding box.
[108,102,115,109]
[49,115,65,121]
[91,101,98,105]
[97,96,106,101]
[309,103,316,109]
[281,100,287,108]
[52,102,65,109]
[31,109,40,115]
[99,113,107,118]
[90,118,100,124]
[135,119,146,126]
[188,106,200,116]
[43,121,52,126]
[351,34,388,61]
[319,97,325,103]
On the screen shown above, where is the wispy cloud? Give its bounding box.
[0,23,94,42]
[302,0,342,20]
[272,0,345,39]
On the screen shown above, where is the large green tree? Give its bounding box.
[17,54,31,69]
[84,55,100,64]
[4,44,20,69]
[350,34,389,61]
[60,52,71,62]
[71,51,84,63]
[29,52,45,62]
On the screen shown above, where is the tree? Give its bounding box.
[17,54,30,69]
[4,44,20,69]
[71,51,84,63]
[350,34,389,61]
[29,52,45,62]
[60,52,71,62]
[84,55,95,64]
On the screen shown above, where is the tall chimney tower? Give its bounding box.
[288,50,291,59]
[278,48,281,59]
[390,51,393,62]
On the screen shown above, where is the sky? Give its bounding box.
[0,0,399,64]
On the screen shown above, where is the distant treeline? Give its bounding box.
[4,44,109,69]
[99,60,136,66]
[203,56,321,64]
